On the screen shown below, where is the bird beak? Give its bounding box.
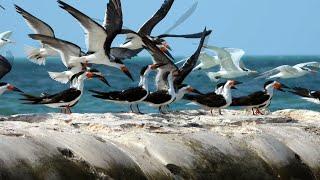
[7,85,23,93]
[121,66,134,81]
[151,63,167,69]
[163,42,172,51]
[273,82,286,92]
[187,87,203,95]
[93,74,111,87]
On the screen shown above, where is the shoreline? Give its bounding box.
[0,109,319,179]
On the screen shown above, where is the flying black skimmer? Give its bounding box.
[111,0,212,60]
[89,63,165,114]
[143,71,177,114]
[205,46,257,82]
[142,28,209,91]
[257,62,319,79]
[57,0,133,81]
[28,34,102,85]
[184,80,241,115]
[20,69,108,114]
[0,31,14,49]
[15,5,59,65]
[288,87,320,104]
[231,81,288,115]
[0,55,23,96]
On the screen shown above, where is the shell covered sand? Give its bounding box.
[0,109,319,179]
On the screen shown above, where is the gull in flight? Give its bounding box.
[0,31,14,49]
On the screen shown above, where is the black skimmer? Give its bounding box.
[15,5,59,65]
[231,81,288,115]
[0,55,23,96]
[288,87,320,104]
[142,28,209,91]
[57,0,133,81]
[20,69,108,114]
[28,34,101,85]
[143,71,177,114]
[0,31,14,49]
[184,80,241,115]
[89,63,165,114]
[257,62,319,79]
[111,0,212,60]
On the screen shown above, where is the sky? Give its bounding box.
[1,0,320,57]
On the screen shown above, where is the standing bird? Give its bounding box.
[231,81,288,115]
[20,69,108,114]
[89,63,165,114]
[257,62,319,79]
[15,5,59,65]
[0,31,14,49]
[184,80,241,115]
[111,0,212,60]
[57,0,133,81]
[0,55,23,96]
[288,87,320,104]
[205,46,257,82]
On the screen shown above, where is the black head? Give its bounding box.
[0,82,8,87]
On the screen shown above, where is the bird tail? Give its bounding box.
[183,94,197,101]
[48,71,70,84]
[20,94,43,104]
[24,45,46,65]
[89,90,109,99]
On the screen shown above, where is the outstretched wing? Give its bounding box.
[224,48,245,71]
[29,34,81,68]
[205,45,238,71]
[15,5,55,37]
[174,28,207,85]
[58,0,107,53]
[294,61,320,69]
[158,30,212,39]
[0,55,12,80]
[257,65,297,79]
[138,0,174,35]
[0,31,12,39]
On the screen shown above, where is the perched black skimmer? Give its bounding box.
[142,28,209,91]
[143,71,177,114]
[57,0,133,81]
[288,87,320,104]
[257,62,320,79]
[184,80,241,115]
[89,63,165,114]
[111,0,212,60]
[20,69,108,114]
[0,55,23,96]
[15,5,59,65]
[0,31,14,49]
[231,81,288,115]
[28,34,104,85]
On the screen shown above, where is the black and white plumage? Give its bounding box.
[89,63,165,114]
[111,0,212,61]
[288,87,320,104]
[184,80,241,115]
[20,70,108,114]
[142,28,208,91]
[57,0,133,81]
[15,5,59,65]
[231,81,287,115]
[0,55,23,96]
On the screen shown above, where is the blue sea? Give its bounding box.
[0,56,319,115]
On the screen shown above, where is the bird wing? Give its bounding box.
[0,55,12,80]
[41,88,81,104]
[231,91,269,106]
[288,87,312,98]
[110,47,142,60]
[185,92,227,108]
[205,45,237,71]
[102,0,123,53]
[15,5,55,37]
[174,28,207,85]
[157,30,212,39]
[145,90,171,104]
[224,48,245,71]
[294,61,320,69]
[0,31,12,39]
[198,52,219,67]
[29,34,81,68]
[163,1,198,34]
[138,0,174,35]
[58,0,107,53]
[257,65,297,79]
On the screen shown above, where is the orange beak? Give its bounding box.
[121,66,134,81]
[86,72,94,79]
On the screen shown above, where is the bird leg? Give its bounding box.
[218,109,222,115]
[255,108,264,115]
[210,109,214,116]
[252,108,256,115]
[159,106,165,114]
[129,104,135,113]
[136,104,144,114]
[66,106,72,114]
[165,105,171,113]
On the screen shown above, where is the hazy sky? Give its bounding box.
[1,0,320,57]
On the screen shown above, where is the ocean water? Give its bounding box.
[0,56,319,115]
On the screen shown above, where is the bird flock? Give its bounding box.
[0,0,319,115]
